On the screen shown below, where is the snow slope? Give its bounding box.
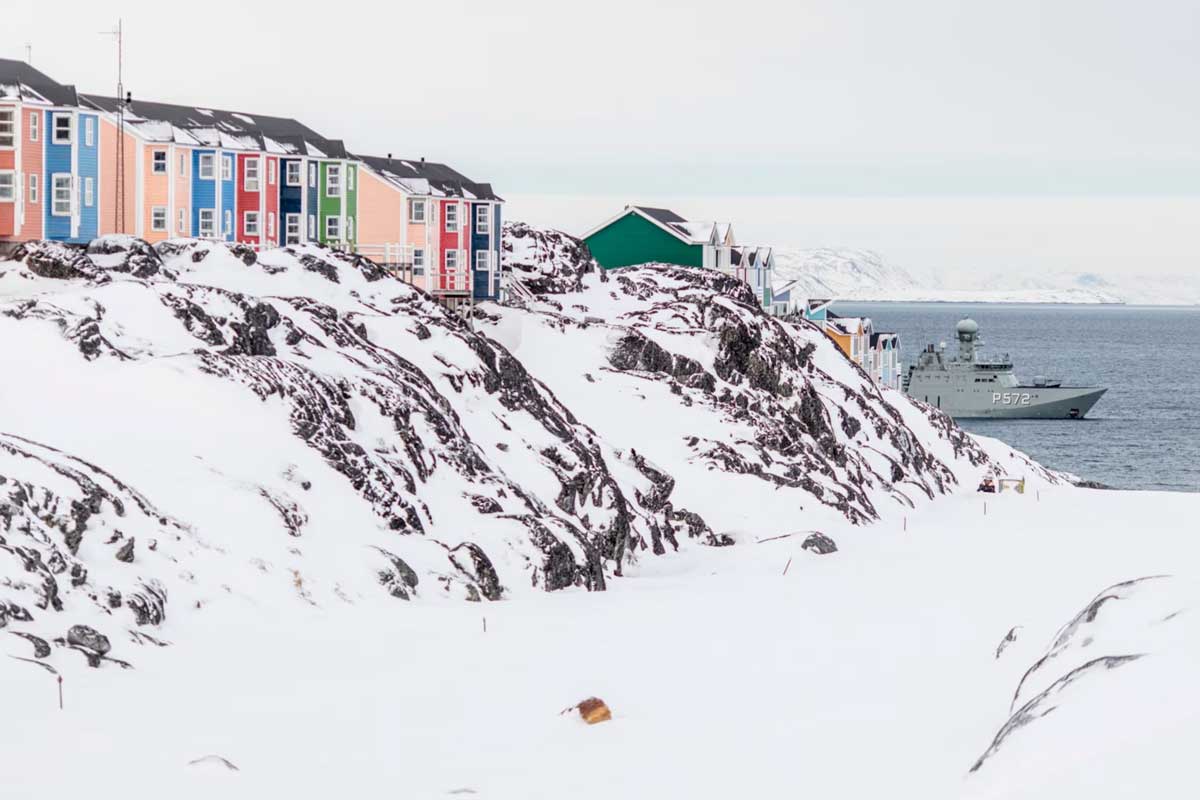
[1,233,1197,798]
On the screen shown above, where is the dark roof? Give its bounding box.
[80,94,347,157]
[356,154,502,201]
[0,58,78,106]
[730,248,743,266]
[633,206,688,226]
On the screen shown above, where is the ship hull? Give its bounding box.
[910,387,1107,420]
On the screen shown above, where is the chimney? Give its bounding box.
[420,156,425,163]
[387,153,392,160]
[125,90,132,106]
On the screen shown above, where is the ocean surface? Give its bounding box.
[833,302,1200,493]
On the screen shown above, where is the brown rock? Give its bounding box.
[577,697,612,725]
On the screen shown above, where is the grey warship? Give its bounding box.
[902,318,1106,419]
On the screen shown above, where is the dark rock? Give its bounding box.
[115,537,135,563]
[801,532,838,554]
[127,581,168,626]
[67,624,112,655]
[9,631,51,658]
[14,241,111,282]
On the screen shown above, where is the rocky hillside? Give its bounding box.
[1,229,1049,676]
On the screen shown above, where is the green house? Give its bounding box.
[582,206,735,271]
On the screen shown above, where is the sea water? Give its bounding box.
[834,302,1200,492]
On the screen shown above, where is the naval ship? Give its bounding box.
[902,318,1106,419]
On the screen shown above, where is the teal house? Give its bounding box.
[581,206,734,271]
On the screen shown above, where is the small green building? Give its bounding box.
[582,206,733,270]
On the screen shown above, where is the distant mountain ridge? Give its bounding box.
[772,248,1197,305]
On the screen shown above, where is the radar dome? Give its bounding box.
[956,318,979,336]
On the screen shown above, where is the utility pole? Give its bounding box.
[24,43,32,64]
[100,20,127,233]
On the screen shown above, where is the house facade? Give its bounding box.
[582,205,772,309]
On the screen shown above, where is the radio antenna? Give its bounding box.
[100,20,127,233]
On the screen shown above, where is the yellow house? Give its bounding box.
[827,315,872,367]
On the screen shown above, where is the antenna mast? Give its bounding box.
[100,20,127,233]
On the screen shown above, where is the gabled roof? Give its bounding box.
[583,205,731,245]
[0,58,78,106]
[356,154,502,201]
[80,94,346,156]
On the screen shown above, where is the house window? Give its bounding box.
[152,150,167,174]
[475,204,490,234]
[286,161,301,186]
[326,164,341,197]
[409,199,426,223]
[268,159,276,186]
[347,167,355,191]
[52,113,72,144]
[151,206,167,231]
[199,153,215,179]
[412,248,425,273]
[83,177,94,207]
[28,173,38,204]
[244,158,260,191]
[29,111,38,142]
[224,209,232,236]
[199,208,216,238]
[267,212,276,239]
[222,155,232,181]
[325,215,340,240]
[178,208,186,234]
[445,249,459,271]
[285,213,301,244]
[244,211,260,237]
[51,174,72,216]
[308,163,317,187]
[179,153,186,175]
[0,171,14,201]
[0,109,15,147]
[84,117,94,147]
[445,203,458,232]
[346,217,354,242]
[475,250,491,272]
[308,214,316,238]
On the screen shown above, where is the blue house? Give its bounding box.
[43,108,100,243]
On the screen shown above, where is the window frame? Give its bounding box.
[178,207,187,234]
[28,173,38,204]
[84,116,94,147]
[346,217,354,242]
[244,210,261,237]
[324,215,341,241]
[83,176,94,207]
[198,153,216,180]
[326,164,342,198]
[151,206,168,232]
[308,163,317,188]
[412,247,425,270]
[268,159,276,186]
[285,213,301,244]
[51,174,72,216]
[286,161,302,186]
[222,155,232,182]
[0,108,15,148]
[0,170,14,201]
[198,208,216,238]
[29,111,39,143]
[224,209,233,236]
[409,199,426,223]
[152,150,168,174]
[244,157,260,192]
[445,203,459,233]
[475,250,491,272]
[267,211,275,239]
[308,214,316,238]
[52,112,72,145]
[445,249,459,271]
[475,204,491,234]
[347,167,355,191]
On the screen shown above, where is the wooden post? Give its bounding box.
[57,676,63,710]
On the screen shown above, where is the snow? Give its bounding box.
[231,112,256,125]
[1,233,1198,798]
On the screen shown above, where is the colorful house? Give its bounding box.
[1,59,101,246]
[582,205,775,309]
[355,154,504,304]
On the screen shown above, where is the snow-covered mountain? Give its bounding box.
[771,247,1199,304]
[1,229,1197,799]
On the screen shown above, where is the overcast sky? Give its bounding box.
[9,0,1200,195]
[8,1,1198,283]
